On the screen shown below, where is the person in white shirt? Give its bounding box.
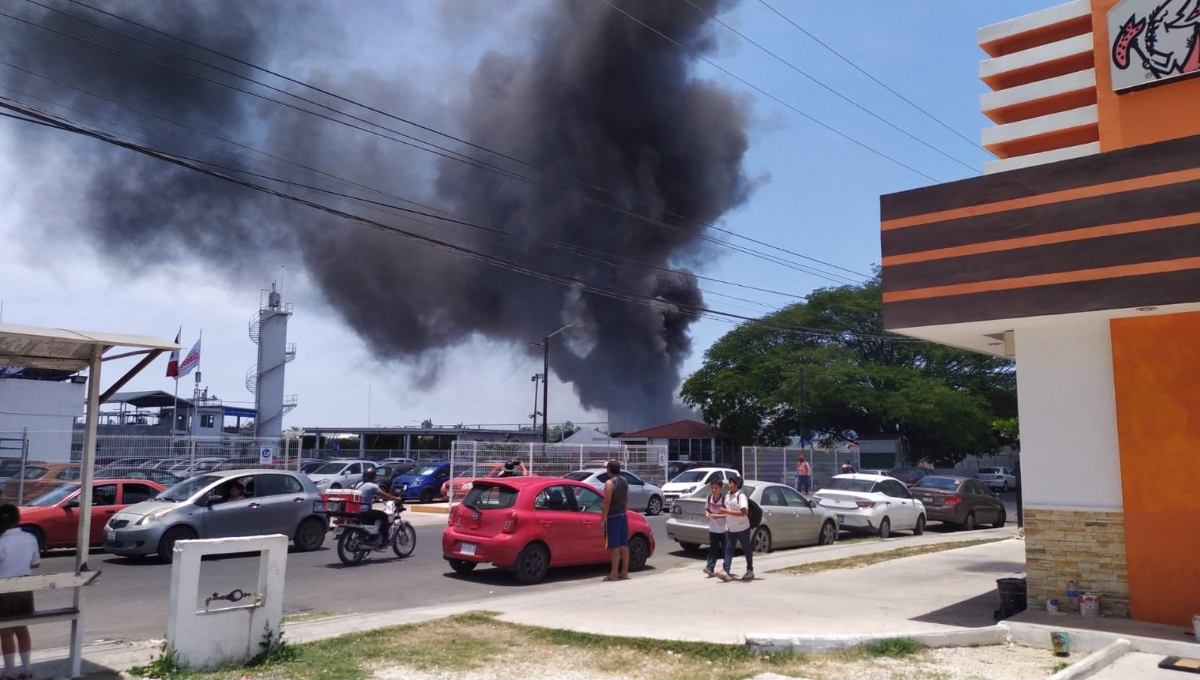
[717,476,754,582]
[0,504,39,680]
[702,478,726,577]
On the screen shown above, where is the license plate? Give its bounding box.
[921,497,933,503]
[106,531,115,541]
[460,542,477,556]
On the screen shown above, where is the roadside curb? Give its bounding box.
[746,625,1009,654]
[1046,639,1131,680]
[1006,616,1200,658]
[408,503,452,514]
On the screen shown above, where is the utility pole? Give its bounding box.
[542,338,550,444]
[798,367,806,454]
[530,373,541,432]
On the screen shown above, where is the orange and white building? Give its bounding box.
[880,0,1200,626]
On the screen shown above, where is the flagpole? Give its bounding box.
[171,326,181,442]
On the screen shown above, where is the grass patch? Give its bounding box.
[1051,660,1072,673]
[283,610,338,624]
[121,610,958,680]
[775,537,1008,575]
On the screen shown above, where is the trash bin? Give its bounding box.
[995,577,1027,620]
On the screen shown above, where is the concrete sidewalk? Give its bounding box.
[31,527,1020,678]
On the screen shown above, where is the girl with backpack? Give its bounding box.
[702,478,727,577]
[717,475,754,582]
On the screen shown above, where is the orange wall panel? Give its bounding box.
[1093,0,1200,151]
[1110,312,1200,625]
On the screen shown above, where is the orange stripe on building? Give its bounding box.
[881,167,1200,231]
[882,256,1200,303]
[883,212,1200,266]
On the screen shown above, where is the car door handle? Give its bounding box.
[293,497,304,503]
[104,510,116,514]
[249,502,261,509]
[540,520,552,527]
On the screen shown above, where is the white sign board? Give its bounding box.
[1109,0,1200,93]
[259,447,273,464]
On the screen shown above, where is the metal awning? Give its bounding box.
[0,322,178,678]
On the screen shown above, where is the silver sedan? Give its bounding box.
[104,469,328,562]
[665,480,839,554]
[561,469,667,516]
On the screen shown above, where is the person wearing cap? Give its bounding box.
[795,454,811,494]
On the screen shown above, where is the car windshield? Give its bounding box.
[978,468,1000,474]
[21,467,47,479]
[670,470,709,484]
[562,471,592,481]
[410,465,439,477]
[28,484,79,507]
[194,460,223,472]
[157,475,222,502]
[825,478,878,493]
[461,484,518,510]
[913,477,960,491]
[313,463,348,475]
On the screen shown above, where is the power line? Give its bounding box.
[0,58,808,308]
[601,0,942,184]
[0,96,919,343]
[679,0,980,174]
[20,0,869,283]
[757,0,993,157]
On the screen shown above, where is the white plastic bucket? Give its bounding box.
[1080,593,1100,617]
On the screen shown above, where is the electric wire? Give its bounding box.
[0,96,919,342]
[14,0,868,284]
[678,0,980,173]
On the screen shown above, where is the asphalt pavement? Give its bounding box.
[27,492,1019,652]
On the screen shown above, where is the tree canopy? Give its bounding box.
[680,277,1016,467]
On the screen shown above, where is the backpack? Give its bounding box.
[747,497,763,529]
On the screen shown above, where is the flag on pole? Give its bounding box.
[165,328,181,378]
[177,338,201,378]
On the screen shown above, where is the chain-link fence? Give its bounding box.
[447,441,668,504]
[0,431,308,504]
[741,446,861,493]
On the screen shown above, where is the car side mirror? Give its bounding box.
[201,493,223,507]
[63,500,79,510]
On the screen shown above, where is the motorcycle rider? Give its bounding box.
[358,468,404,547]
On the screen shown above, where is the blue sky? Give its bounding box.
[0,0,1057,431]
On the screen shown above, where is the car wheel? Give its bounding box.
[818,520,837,546]
[293,517,326,552]
[629,535,650,571]
[392,523,416,558]
[420,488,435,504]
[752,526,772,554]
[963,511,977,531]
[157,526,197,563]
[878,517,891,540]
[914,514,926,536]
[448,558,477,574]
[646,496,663,516]
[513,543,550,585]
[993,509,1006,529]
[21,526,45,555]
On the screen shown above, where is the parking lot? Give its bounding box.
[26,490,1017,652]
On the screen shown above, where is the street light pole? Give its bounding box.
[530,373,541,432]
[537,324,582,444]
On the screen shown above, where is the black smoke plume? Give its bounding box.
[0,0,752,429]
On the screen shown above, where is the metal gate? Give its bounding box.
[741,446,861,492]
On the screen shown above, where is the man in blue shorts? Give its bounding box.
[600,459,630,581]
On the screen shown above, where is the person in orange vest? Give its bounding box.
[795,454,811,494]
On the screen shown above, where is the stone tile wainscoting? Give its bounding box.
[1023,508,1129,617]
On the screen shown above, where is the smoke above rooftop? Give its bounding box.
[0,0,753,429]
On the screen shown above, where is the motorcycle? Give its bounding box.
[334,500,416,565]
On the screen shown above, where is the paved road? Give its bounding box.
[29,492,1019,651]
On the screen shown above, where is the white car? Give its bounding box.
[660,467,740,505]
[812,474,927,539]
[976,467,1017,492]
[307,459,375,490]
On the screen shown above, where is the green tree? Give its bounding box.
[680,276,1016,467]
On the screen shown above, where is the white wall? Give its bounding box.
[1016,321,1123,510]
[0,378,84,462]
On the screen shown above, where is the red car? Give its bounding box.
[442,477,655,584]
[440,462,522,500]
[19,479,167,553]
